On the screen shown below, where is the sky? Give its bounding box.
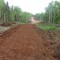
[5,0,60,14]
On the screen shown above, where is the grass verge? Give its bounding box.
[37,24,60,31]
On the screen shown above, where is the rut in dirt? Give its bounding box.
[0,24,55,60]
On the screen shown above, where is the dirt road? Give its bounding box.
[0,24,55,60]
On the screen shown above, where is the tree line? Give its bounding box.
[34,1,60,24]
[0,0,32,24]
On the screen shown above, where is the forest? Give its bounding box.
[0,0,60,25]
[34,1,60,24]
[0,0,32,25]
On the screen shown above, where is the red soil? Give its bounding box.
[0,24,56,60]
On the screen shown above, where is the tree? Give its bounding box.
[20,12,32,23]
[13,6,22,22]
[0,0,32,24]
[3,2,10,22]
[36,1,60,24]
[0,0,4,23]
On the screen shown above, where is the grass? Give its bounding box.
[0,26,10,32]
[37,24,60,31]
[0,27,6,31]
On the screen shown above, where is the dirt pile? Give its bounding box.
[45,30,60,60]
[1,22,11,27]
[0,24,59,60]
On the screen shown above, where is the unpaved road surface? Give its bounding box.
[0,24,55,60]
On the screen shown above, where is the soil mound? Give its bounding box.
[1,22,11,27]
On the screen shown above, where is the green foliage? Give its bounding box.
[10,6,15,22]
[0,0,4,21]
[0,0,4,8]
[13,6,22,22]
[20,12,32,23]
[37,24,60,30]
[0,0,32,24]
[4,2,10,22]
[34,13,41,20]
[34,1,60,24]
[37,24,55,30]
[34,13,45,20]
[0,26,9,31]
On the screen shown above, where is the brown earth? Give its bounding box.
[0,24,58,60]
[1,22,12,27]
[45,30,60,60]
